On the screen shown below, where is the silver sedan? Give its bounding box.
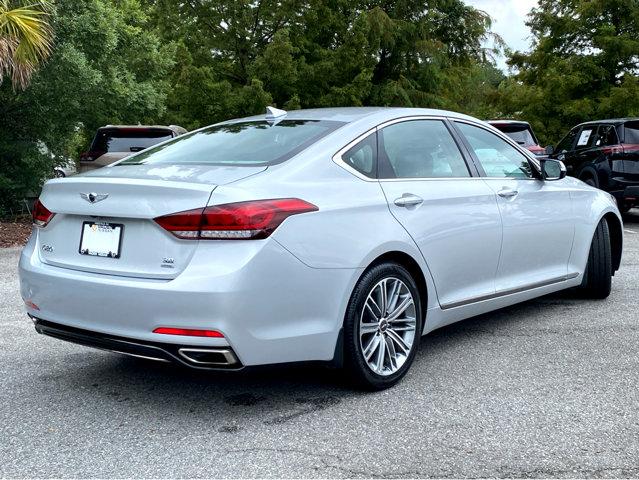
[19,107,623,389]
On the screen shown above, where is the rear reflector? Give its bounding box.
[153,327,224,338]
[32,199,55,227]
[154,198,318,240]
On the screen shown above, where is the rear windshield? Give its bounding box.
[492,124,537,147]
[119,120,344,166]
[624,122,639,144]
[92,129,174,153]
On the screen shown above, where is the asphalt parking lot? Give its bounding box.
[1,213,639,479]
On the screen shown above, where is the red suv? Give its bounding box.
[487,120,546,156]
[549,118,639,212]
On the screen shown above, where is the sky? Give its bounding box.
[463,0,539,71]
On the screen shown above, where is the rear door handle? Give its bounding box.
[497,188,519,198]
[394,194,423,207]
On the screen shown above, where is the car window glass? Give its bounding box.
[456,122,532,178]
[120,120,344,166]
[623,121,639,144]
[378,120,469,179]
[596,125,619,147]
[556,127,579,153]
[341,133,376,178]
[92,130,173,153]
[575,127,599,150]
[494,125,536,147]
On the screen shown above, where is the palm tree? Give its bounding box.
[0,0,53,90]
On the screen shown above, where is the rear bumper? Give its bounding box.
[33,318,242,369]
[19,233,360,367]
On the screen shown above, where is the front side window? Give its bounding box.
[120,120,344,166]
[341,133,377,177]
[575,126,598,150]
[378,120,470,179]
[556,127,579,153]
[457,122,532,178]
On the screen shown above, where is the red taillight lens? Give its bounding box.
[153,327,224,338]
[32,199,55,227]
[154,198,318,240]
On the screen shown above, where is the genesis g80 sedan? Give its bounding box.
[19,107,623,389]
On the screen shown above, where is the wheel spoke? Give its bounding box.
[386,329,410,355]
[360,322,379,335]
[363,334,381,361]
[385,336,397,370]
[365,295,382,320]
[387,295,413,321]
[375,335,385,372]
[386,279,401,314]
[379,279,388,316]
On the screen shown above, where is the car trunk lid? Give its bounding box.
[35,165,266,279]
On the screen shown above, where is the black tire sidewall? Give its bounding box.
[343,262,423,390]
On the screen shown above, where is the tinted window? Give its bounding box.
[457,122,532,178]
[623,121,639,144]
[378,120,469,179]
[556,127,579,153]
[341,133,376,178]
[121,120,344,166]
[92,129,174,153]
[596,125,619,147]
[493,124,537,147]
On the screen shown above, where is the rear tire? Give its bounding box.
[343,262,423,390]
[580,219,612,299]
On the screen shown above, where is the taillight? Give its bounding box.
[32,199,55,227]
[154,198,318,240]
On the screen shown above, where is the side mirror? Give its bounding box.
[541,158,566,181]
[544,145,554,155]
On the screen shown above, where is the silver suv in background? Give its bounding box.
[79,125,187,172]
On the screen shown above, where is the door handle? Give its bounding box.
[497,188,519,198]
[394,194,423,207]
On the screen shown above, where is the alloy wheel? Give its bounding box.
[359,277,417,376]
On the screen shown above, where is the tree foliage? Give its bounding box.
[499,0,639,144]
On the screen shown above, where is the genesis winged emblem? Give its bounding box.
[80,192,109,204]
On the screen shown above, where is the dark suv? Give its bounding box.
[550,118,639,212]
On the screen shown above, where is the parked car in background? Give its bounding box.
[54,159,77,178]
[79,125,187,172]
[487,120,546,157]
[20,107,622,390]
[549,118,639,212]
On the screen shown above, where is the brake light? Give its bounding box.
[154,198,318,240]
[32,199,55,227]
[153,327,224,338]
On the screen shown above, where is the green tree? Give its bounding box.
[0,0,53,90]
[501,0,639,144]
[0,0,174,215]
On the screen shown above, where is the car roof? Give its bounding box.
[578,118,639,127]
[232,106,480,125]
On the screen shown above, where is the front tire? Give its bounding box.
[343,262,423,390]
[580,219,612,299]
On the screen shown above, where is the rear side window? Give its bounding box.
[378,120,470,179]
[623,121,639,144]
[494,124,537,147]
[596,125,619,147]
[121,120,344,166]
[457,122,532,178]
[341,133,377,178]
[92,129,174,153]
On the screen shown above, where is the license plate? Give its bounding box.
[79,222,123,258]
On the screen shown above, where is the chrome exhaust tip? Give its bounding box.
[177,348,239,367]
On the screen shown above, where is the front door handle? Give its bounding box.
[497,188,519,198]
[394,194,423,207]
